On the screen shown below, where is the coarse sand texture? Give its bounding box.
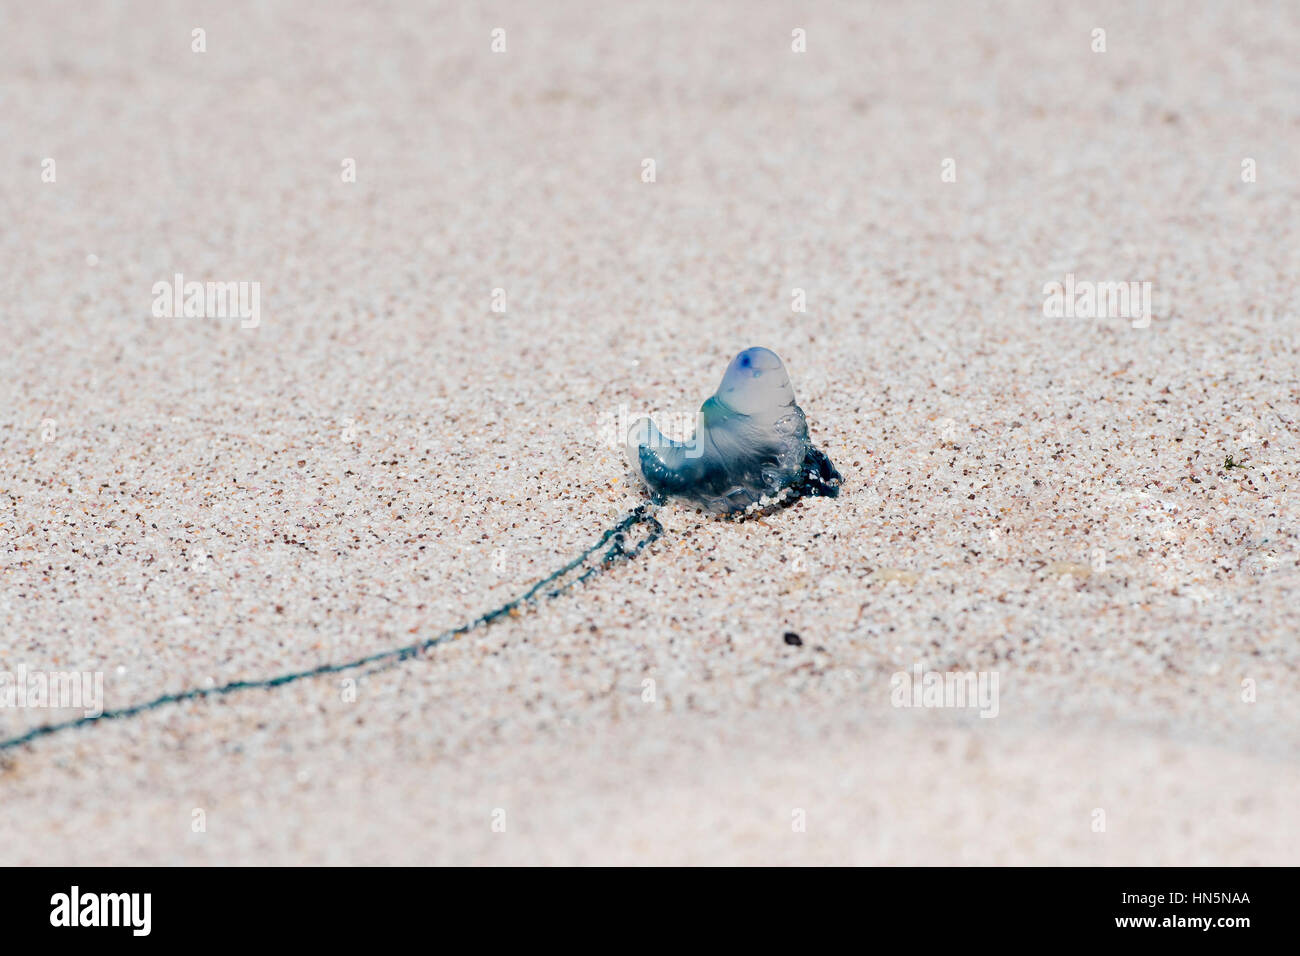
[1,1,1298,864]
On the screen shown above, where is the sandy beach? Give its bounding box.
[1,0,1298,864]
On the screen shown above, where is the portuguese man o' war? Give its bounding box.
[626,347,842,514]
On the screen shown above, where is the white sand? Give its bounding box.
[1,0,1298,864]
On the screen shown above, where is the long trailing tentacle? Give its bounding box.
[0,505,665,754]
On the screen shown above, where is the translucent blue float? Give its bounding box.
[626,347,842,514]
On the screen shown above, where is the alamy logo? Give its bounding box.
[50,886,151,936]
[0,666,103,717]
[890,664,999,718]
[601,403,704,459]
[1042,273,1153,328]
[152,273,260,328]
